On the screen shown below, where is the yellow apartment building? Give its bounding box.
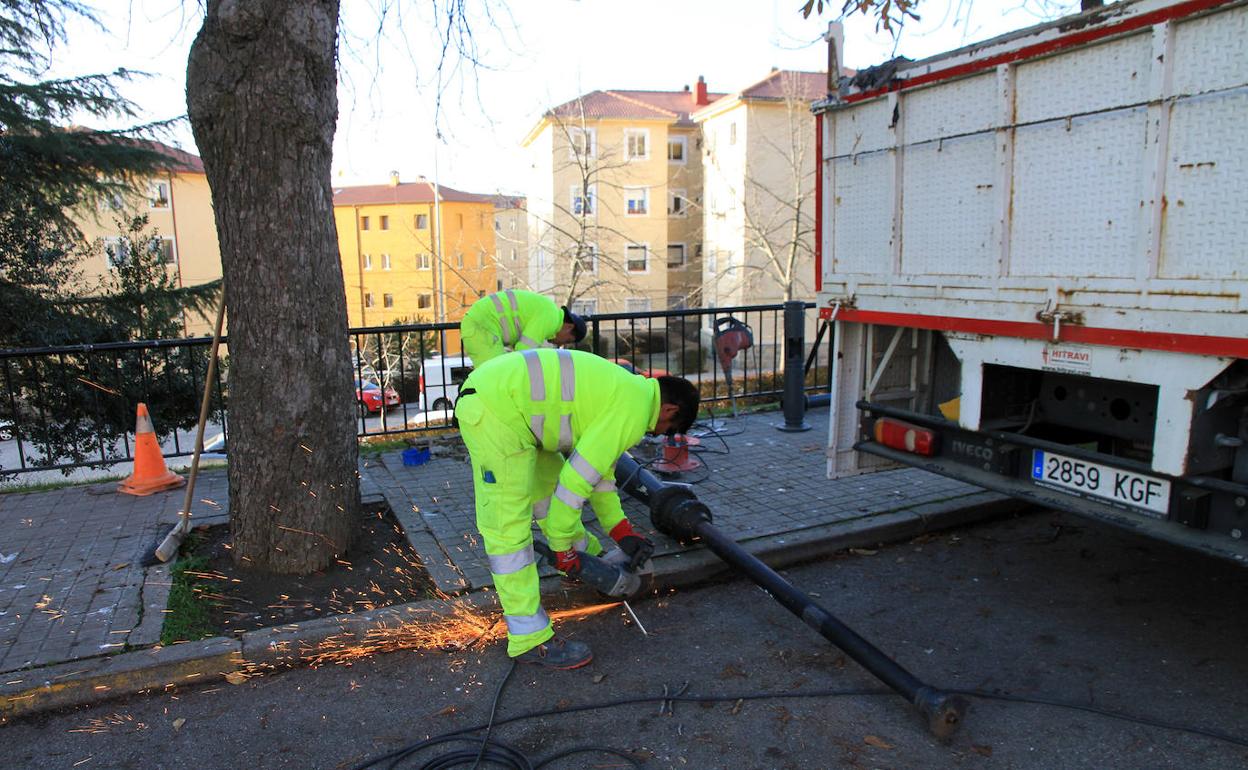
[522,78,725,316]
[693,70,826,309]
[333,175,498,351]
[73,142,224,336]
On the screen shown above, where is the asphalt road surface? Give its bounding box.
[4,509,1246,769]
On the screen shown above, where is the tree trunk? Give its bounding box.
[186,0,358,574]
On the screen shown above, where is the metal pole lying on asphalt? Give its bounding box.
[616,453,967,739]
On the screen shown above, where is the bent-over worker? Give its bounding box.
[454,349,699,669]
[460,289,586,365]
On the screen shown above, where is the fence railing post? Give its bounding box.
[777,300,811,432]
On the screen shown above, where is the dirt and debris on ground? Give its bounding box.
[182,504,437,636]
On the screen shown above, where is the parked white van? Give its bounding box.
[421,355,473,413]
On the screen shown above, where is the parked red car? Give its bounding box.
[355,379,400,412]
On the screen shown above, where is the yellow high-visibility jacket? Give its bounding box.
[462,289,565,353]
[462,349,659,550]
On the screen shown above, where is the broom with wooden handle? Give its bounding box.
[153,296,226,563]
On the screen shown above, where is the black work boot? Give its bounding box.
[514,635,592,670]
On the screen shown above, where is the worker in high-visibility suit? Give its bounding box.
[455,349,700,669]
[460,289,587,366]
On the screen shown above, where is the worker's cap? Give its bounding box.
[562,307,588,343]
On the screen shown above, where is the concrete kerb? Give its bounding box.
[0,491,1021,721]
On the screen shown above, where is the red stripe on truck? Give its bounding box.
[841,0,1235,104]
[818,308,1248,358]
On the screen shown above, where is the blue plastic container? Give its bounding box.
[401,447,431,467]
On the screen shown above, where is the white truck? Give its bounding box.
[814,0,1248,562]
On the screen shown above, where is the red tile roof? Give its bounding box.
[549,88,727,127]
[332,180,495,206]
[736,70,829,102]
[148,141,205,174]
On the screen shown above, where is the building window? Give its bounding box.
[625,187,648,216]
[626,244,648,273]
[383,293,394,308]
[668,295,688,310]
[575,245,599,275]
[510,219,516,232]
[364,292,375,308]
[667,243,686,268]
[625,297,651,313]
[624,129,649,161]
[457,213,464,229]
[571,298,597,316]
[570,184,596,216]
[149,181,170,209]
[415,213,429,229]
[416,252,431,270]
[478,251,487,269]
[417,293,433,309]
[497,279,504,291]
[695,243,703,257]
[103,237,130,267]
[495,219,501,231]
[382,253,391,270]
[668,189,688,217]
[667,136,687,164]
[510,248,517,261]
[380,215,390,230]
[361,216,370,230]
[456,251,464,268]
[151,237,177,265]
[363,253,373,270]
[568,127,596,159]
[729,122,737,145]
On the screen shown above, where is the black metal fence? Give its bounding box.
[0,303,830,476]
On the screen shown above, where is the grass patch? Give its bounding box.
[0,473,128,495]
[160,554,219,645]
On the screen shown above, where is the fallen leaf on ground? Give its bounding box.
[111,563,130,571]
[730,699,744,715]
[435,705,457,717]
[971,744,993,757]
[863,735,893,749]
[592,674,606,683]
[172,718,186,731]
[224,672,248,685]
[849,548,878,556]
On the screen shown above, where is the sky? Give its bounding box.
[48,0,1081,195]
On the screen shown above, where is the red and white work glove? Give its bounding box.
[609,520,654,571]
[553,548,582,575]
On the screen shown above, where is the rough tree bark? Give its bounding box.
[186,0,358,574]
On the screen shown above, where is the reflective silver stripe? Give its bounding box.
[557,349,575,400]
[592,477,616,492]
[557,414,573,452]
[490,293,513,344]
[505,608,550,637]
[505,290,522,343]
[568,451,602,487]
[532,497,551,520]
[554,483,587,509]
[523,350,545,401]
[518,335,541,349]
[487,545,535,576]
[499,315,513,345]
[529,414,545,447]
[489,293,506,314]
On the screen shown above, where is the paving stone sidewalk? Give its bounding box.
[369,411,991,595]
[0,463,383,676]
[0,411,998,683]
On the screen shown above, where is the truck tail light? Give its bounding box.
[873,417,937,456]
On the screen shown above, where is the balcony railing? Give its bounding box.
[0,303,830,476]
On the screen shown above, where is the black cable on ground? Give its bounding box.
[352,681,1248,769]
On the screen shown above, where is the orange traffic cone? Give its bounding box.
[118,403,186,496]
